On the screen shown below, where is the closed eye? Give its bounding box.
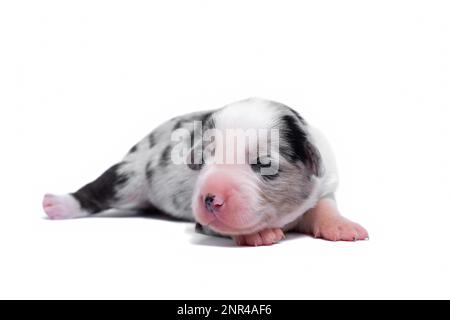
[250,157,271,170]
[250,157,279,180]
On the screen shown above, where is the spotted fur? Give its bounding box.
[50,98,339,234]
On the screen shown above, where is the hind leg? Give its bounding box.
[43,193,89,219]
[43,163,148,219]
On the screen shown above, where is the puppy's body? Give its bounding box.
[43,98,368,245]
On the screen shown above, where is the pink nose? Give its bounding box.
[204,194,225,213]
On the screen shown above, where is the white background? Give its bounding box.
[0,1,449,299]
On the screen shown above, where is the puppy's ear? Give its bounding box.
[302,140,321,177]
[280,114,321,176]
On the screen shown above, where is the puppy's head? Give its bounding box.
[188,99,322,235]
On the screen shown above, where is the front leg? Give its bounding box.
[195,224,285,246]
[298,197,369,241]
[233,228,285,246]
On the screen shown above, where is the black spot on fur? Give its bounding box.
[287,107,306,124]
[172,112,214,132]
[149,133,156,149]
[172,196,182,210]
[128,144,138,154]
[280,115,321,176]
[72,163,128,214]
[145,162,153,183]
[200,112,214,130]
[159,145,172,166]
[173,120,184,131]
[280,115,306,163]
[116,171,129,185]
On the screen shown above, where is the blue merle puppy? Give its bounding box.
[43,98,368,246]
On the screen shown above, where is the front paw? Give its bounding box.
[312,216,369,242]
[233,228,285,246]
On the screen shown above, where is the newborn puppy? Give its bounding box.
[43,98,368,246]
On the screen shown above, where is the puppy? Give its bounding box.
[43,98,368,246]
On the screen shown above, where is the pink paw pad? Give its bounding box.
[42,194,84,220]
[234,228,285,246]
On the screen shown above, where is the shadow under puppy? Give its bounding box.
[43,98,368,246]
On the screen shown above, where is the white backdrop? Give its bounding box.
[1,1,449,299]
